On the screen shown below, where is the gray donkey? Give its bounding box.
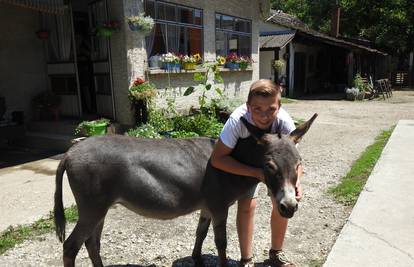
[54,113,317,267]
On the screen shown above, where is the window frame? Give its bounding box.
[144,0,204,58]
[215,12,252,57]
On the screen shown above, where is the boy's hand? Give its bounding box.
[295,179,302,201]
[295,164,304,201]
[253,168,265,183]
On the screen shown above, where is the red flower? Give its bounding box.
[133,78,145,86]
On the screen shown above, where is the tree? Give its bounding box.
[271,0,414,57]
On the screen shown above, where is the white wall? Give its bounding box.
[0,4,48,122]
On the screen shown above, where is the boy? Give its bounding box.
[210,79,302,267]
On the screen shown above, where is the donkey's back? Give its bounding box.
[63,135,215,219]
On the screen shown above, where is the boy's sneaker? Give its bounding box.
[267,249,296,267]
[239,257,255,267]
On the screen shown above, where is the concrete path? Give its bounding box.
[324,120,414,266]
[0,157,75,232]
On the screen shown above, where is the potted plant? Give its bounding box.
[32,90,61,121]
[182,54,201,70]
[95,21,120,38]
[128,77,157,125]
[216,55,226,66]
[75,118,110,137]
[225,53,240,70]
[36,30,49,40]
[239,56,252,70]
[353,74,368,100]
[161,52,181,72]
[126,13,154,34]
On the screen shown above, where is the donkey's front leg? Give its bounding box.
[192,210,211,266]
[212,208,229,267]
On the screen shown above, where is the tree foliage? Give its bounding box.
[271,0,414,56]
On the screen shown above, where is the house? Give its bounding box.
[259,10,389,97]
[0,0,270,132]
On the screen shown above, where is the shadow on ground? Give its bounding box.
[107,254,272,267]
[0,144,63,169]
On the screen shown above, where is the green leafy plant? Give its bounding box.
[184,62,224,110]
[173,113,224,138]
[353,73,369,92]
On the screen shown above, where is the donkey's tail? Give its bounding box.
[54,156,67,243]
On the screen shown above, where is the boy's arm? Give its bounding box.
[211,139,265,182]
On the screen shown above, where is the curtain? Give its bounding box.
[167,25,180,53]
[43,9,72,61]
[145,26,156,57]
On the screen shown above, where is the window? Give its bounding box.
[144,0,203,58]
[215,13,251,57]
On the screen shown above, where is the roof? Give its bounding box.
[265,10,387,55]
[259,30,296,49]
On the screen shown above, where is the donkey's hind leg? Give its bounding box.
[85,219,105,267]
[192,210,211,266]
[63,209,106,267]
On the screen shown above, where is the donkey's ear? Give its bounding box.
[240,117,271,145]
[289,113,318,144]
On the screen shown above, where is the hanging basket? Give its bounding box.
[127,22,152,35]
[96,28,114,38]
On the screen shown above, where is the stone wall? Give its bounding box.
[113,0,263,125]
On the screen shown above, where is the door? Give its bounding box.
[294,52,306,96]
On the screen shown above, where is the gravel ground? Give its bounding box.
[1,90,414,267]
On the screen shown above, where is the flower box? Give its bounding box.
[183,62,197,70]
[163,62,181,72]
[226,62,240,70]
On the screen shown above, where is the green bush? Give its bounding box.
[173,113,223,138]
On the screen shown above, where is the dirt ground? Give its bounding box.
[1,90,414,267]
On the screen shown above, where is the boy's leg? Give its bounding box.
[237,197,256,260]
[270,197,288,250]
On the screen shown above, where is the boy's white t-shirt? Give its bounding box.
[219,104,296,149]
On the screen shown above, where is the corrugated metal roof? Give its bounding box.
[259,31,295,49]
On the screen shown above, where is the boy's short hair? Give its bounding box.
[247,79,282,104]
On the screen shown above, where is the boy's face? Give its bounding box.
[247,95,280,130]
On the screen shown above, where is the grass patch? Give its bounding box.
[0,205,78,255]
[293,117,305,126]
[329,126,394,206]
[308,258,324,267]
[281,97,296,104]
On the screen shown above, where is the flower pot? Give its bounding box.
[134,100,148,125]
[85,122,107,136]
[183,62,197,70]
[239,62,249,70]
[226,62,240,70]
[163,62,181,72]
[36,31,49,40]
[149,55,162,68]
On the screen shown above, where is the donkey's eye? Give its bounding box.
[265,161,278,172]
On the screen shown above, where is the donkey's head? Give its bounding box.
[241,113,317,218]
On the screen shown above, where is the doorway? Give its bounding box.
[73,11,97,116]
